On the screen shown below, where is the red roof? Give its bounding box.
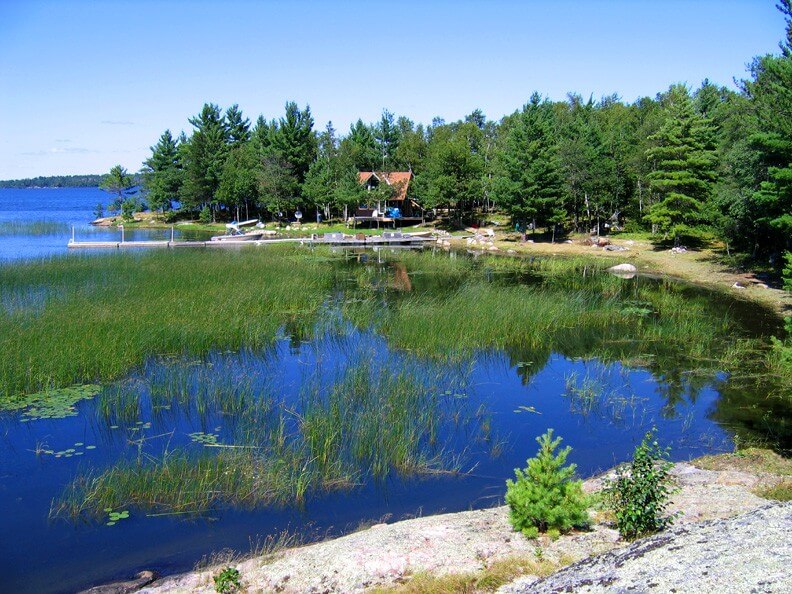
[358,171,413,201]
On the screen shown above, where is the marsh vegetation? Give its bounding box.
[0,246,789,593]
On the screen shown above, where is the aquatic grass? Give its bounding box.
[55,339,479,518]
[0,246,338,399]
[51,447,353,518]
[0,220,70,236]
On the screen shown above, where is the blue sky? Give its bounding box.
[0,0,785,179]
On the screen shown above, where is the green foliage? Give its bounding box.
[605,429,675,540]
[131,1,792,252]
[142,130,183,212]
[120,197,138,221]
[216,143,259,218]
[0,384,100,420]
[181,103,229,211]
[419,121,485,224]
[100,165,137,208]
[644,85,717,245]
[493,94,564,237]
[505,429,589,538]
[0,174,107,188]
[93,203,104,219]
[213,566,241,594]
[198,205,212,224]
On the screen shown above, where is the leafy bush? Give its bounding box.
[505,429,589,538]
[213,566,241,593]
[605,429,675,540]
[199,205,212,224]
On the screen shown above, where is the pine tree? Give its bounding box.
[181,103,229,213]
[303,122,340,220]
[419,122,483,223]
[558,95,604,232]
[100,164,136,213]
[142,130,182,212]
[216,143,259,221]
[505,429,589,538]
[225,104,251,147]
[493,94,564,239]
[374,109,401,169]
[269,102,317,186]
[644,85,717,245]
[341,119,380,171]
[740,2,792,256]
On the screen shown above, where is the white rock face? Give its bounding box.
[521,503,792,594]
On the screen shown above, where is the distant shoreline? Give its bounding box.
[0,175,103,189]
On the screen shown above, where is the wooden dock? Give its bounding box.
[67,233,438,250]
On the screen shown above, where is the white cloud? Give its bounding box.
[20,147,97,156]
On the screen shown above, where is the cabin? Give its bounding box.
[355,171,424,226]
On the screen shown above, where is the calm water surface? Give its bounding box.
[0,187,209,260]
[0,188,788,594]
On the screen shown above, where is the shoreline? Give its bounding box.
[84,449,790,594]
[89,217,792,318]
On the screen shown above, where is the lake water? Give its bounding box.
[0,187,209,260]
[0,188,788,594]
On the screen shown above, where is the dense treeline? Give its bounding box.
[121,2,792,260]
[0,174,107,188]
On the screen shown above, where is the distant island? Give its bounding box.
[0,174,105,188]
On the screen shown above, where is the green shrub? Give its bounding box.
[605,429,675,540]
[213,566,241,593]
[505,429,589,538]
[199,205,212,224]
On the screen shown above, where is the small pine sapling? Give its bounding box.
[505,429,589,538]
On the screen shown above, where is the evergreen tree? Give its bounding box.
[216,142,259,221]
[181,103,229,213]
[333,167,367,220]
[225,104,251,147]
[269,101,317,188]
[251,115,276,157]
[419,122,483,223]
[257,157,299,219]
[374,109,401,169]
[557,95,604,232]
[100,164,137,213]
[505,429,589,538]
[644,85,717,244]
[142,130,182,212]
[493,94,564,239]
[341,119,380,171]
[740,1,792,256]
[392,123,427,173]
[303,122,340,219]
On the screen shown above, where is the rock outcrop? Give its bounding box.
[520,503,792,594]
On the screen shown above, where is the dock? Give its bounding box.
[67,232,438,250]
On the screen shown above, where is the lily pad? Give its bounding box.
[1,384,101,421]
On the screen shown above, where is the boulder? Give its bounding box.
[608,263,637,274]
[79,571,157,594]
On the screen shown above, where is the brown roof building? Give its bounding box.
[357,171,413,202]
[356,171,422,223]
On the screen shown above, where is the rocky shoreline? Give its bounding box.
[81,452,790,594]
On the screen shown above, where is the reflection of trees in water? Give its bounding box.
[710,375,792,451]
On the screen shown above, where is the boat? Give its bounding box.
[210,219,265,242]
